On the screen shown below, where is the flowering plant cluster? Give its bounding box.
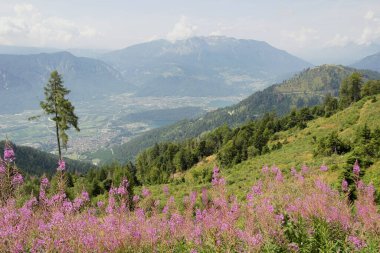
[0,141,23,202]
[0,144,379,252]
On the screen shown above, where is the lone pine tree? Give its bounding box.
[40,71,80,159]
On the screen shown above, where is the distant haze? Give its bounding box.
[0,1,379,64]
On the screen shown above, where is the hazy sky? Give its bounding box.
[0,0,379,55]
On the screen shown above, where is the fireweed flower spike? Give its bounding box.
[57,159,66,171]
[4,143,15,162]
[11,173,23,186]
[341,179,349,192]
[41,177,50,188]
[353,160,360,176]
[0,147,379,252]
[320,164,328,172]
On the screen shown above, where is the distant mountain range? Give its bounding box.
[102,36,312,96]
[0,52,126,113]
[299,42,380,65]
[0,36,313,113]
[351,51,380,72]
[0,45,109,58]
[91,65,380,164]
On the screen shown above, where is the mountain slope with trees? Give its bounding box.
[139,92,380,204]
[91,65,380,164]
[0,141,93,176]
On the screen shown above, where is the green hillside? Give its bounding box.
[137,94,380,202]
[91,65,380,164]
[0,141,94,176]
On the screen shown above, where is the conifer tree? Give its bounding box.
[339,72,363,108]
[40,71,80,159]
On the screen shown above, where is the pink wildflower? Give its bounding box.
[341,179,348,192]
[4,144,15,162]
[81,191,90,202]
[261,165,269,174]
[301,165,309,174]
[132,195,140,202]
[275,214,284,224]
[162,205,169,214]
[142,187,151,197]
[288,242,299,252]
[122,179,129,188]
[271,166,279,174]
[356,180,365,190]
[348,235,366,250]
[41,177,50,188]
[12,173,23,186]
[353,160,360,176]
[252,180,263,195]
[275,170,283,182]
[267,204,275,213]
[57,159,66,171]
[320,164,328,172]
[163,185,169,196]
[212,166,225,186]
[117,186,127,195]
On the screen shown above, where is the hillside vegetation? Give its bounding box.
[2,96,380,252]
[95,65,380,164]
[138,93,380,203]
[0,141,93,176]
[2,69,380,252]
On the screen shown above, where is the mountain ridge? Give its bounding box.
[351,51,380,72]
[0,51,128,113]
[102,36,313,97]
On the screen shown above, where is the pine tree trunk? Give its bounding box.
[53,76,61,160]
[55,111,62,160]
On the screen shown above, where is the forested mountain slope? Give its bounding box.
[0,141,94,176]
[91,65,380,164]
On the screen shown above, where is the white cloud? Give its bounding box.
[321,11,380,48]
[167,16,197,41]
[357,10,380,45]
[14,3,37,15]
[209,30,222,36]
[281,27,319,46]
[325,34,350,47]
[364,10,375,20]
[357,27,380,45]
[0,3,99,47]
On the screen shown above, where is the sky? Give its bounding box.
[0,0,379,57]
